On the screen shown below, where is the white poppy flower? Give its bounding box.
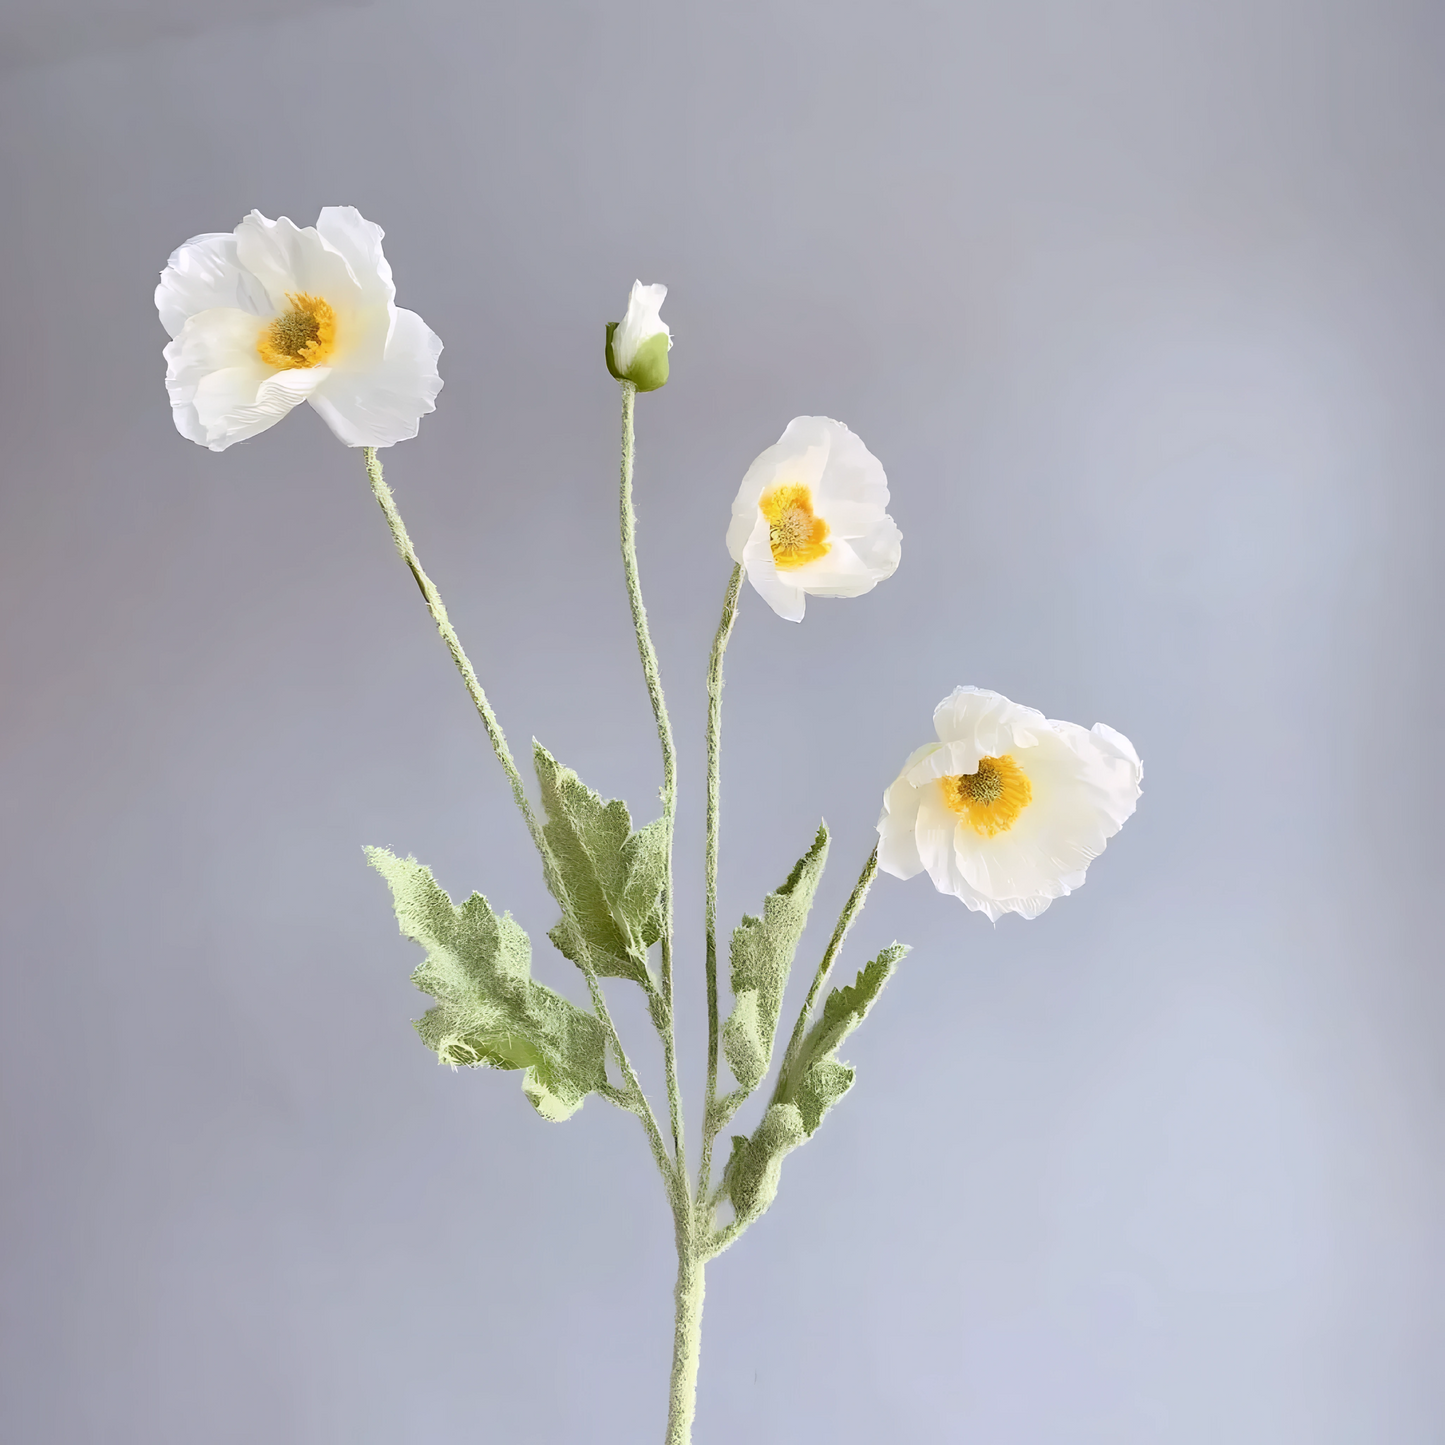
[725,416,902,622]
[877,686,1142,921]
[156,207,442,451]
[606,280,671,391]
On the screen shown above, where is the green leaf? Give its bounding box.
[718,943,906,1232]
[533,742,667,986]
[779,943,907,1135]
[366,848,608,1122]
[723,1103,806,1227]
[722,824,829,1094]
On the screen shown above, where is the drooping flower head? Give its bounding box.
[878,686,1142,920]
[156,207,442,451]
[726,416,902,622]
[606,281,671,391]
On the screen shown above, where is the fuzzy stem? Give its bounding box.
[361,446,671,1180]
[617,384,687,1180]
[664,1230,706,1445]
[363,447,537,845]
[697,565,743,1200]
[774,846,880,1093]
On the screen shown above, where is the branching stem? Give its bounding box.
[774,846,880,1095]
[697,564,743,1201]
[617,384,687,1183]
[361,446,671,1180]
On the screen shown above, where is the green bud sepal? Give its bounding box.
[605,320,671,392]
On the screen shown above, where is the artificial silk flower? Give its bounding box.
[877,686,1142,921]
[606,281,671,391]
[156,207,443,451]
[726,416,902,622]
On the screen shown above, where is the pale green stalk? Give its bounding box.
[665,1217,706,1445]
[773,846,880,1095]
[697,564,743,1200]
[614,387,710,1445]
[361,446,672,1182]
[617,383,687,1180]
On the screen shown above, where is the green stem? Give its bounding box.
[363,447,537,848]
[617,385,686,1179]
[697,565,743,1201]
[361,446,671,1181]
[773,846,880,1095]
[704,1216,746,1262]
[664,1229,706,1445]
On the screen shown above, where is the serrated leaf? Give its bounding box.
[779,943,907,1135]
[720,992,764,1094]
[717,943,906,1235]
[367,848,607,1121]
[721,824,829,1093]
[723,1103,806,1227]
[794,1059,856,1136]
[533,742,666,986]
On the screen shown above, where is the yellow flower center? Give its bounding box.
[760,483,830,570]
[257,293,337,370]
[940,754,1033,836]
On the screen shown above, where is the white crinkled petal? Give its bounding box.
[1044,719,1144,832]
[728,423,830,554]
[778,536,874,596]
[315,207,395,306]
[882,687,1143,921]
[1087,721,1145,808]
[913,785,967,897]
[612,281,669,373]
[727,415,899,608]
[234,210,364,315]
[850,511,903,579]
[810,419,890,513]
[877,744,937,880]
[155,232,270,339]
[933,687,1046,755]
[308,307,443,448]
[163,307,264,448]
[194,365,331,450]
[164,304,329,449]
[956,734,1105,896]
[955,723,1136,910]
[739,511,805,621]
[314,207,398,359]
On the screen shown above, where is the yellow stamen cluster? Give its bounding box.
[257,293,337,370]
[760,483,830,570]
[941,754,1033,836]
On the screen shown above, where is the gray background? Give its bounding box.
[1,1,1441,1441]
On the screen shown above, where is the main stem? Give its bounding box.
[618,384,686,1178]
[665,1228,706,1445]
[697,565,743,1198]
[361,447,671,1178]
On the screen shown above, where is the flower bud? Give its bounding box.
[605,280,671,391]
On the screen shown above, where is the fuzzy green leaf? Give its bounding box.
[780,943,907,1135]
[723,1103,806,1227]
[533,742,667,986]
[366,848,608,1122]
[719,943,906,1233]
[722,825,829,1094]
